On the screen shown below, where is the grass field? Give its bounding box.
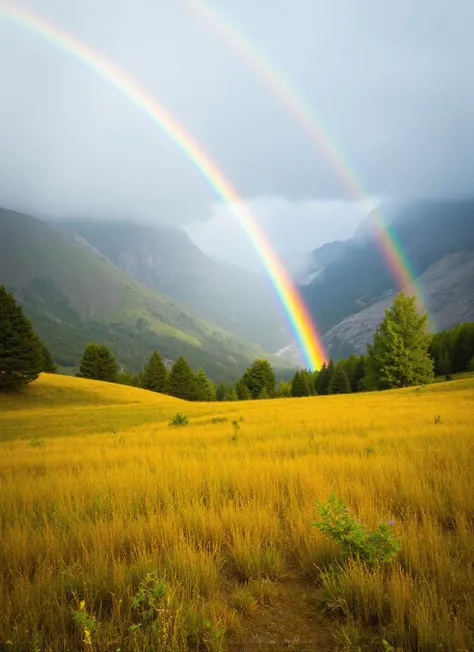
[0,374,473,651]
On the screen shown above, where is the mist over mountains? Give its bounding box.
[1,197,472,379]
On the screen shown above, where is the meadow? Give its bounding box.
[0,374,473,651]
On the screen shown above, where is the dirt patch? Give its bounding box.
[227,578,335,651]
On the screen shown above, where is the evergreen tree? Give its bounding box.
[224,386,238,401]
[168,356,196,401]
[452,324,474,373]
[0,285,42,392]
[241,358,276,399]
[38,339,57,373]
[79,343,118,382]
[366,291,434,389]
[316,360,333,395]
[301,369,316,395]
[329,362,352,394]
[236,379,251,400]
[216,382,227,402]
[277,379,292,398]
[352,356,367,392]
[117,371,133,385]
[436,346,452,377]
[291,370,310,397]
[194,368,216,401]
[142,351,168,393]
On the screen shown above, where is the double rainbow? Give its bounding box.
[187,0,427,313]
[0,1,327,370]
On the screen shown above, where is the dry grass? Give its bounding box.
[0,373,473,651]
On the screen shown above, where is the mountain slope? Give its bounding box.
[323,252,474,359]
[301,199,474,335]
[0,208,290,380]
[54,220,290,352]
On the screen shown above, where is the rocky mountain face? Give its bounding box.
[299,199,474,361]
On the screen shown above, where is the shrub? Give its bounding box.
[312,493,401,565]
[169,412,189,427]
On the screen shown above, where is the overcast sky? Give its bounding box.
[1,0,473,265]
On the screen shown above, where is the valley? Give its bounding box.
[0,374,473,650]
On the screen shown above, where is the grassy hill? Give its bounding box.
[0,374,473,650]
[0,208,292,381]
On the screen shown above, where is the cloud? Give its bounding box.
[0,0,473,228]
[185,196,375,272]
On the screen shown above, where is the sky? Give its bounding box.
[1,0,473,266]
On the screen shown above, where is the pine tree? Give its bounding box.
[277,379,292,398]
[451,324,474,373]
[79,343,118,382]
[225,386,238,401]
[242,359,276,399]
[0,285,42,392]
[436,346,452,377]
[301,369,315,395]
[194,368,216,401]
[216,382,227,402]
[352,356,367,392]
[236,379,251,400]
[329,363,352,394]
[168,356,197,401]
[366,291,434,389]
[291,370,310,397]
[37,338,57,373]
[316,360,333,395]
[142,351,168,393]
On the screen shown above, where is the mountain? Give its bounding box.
[300,199,474,360]
[0,208,292,381]
[53,220,290,352]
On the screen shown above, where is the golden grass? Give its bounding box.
[0,373,473,650]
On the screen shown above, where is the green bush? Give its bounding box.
[312,493,401,565]
[168,412,189,427]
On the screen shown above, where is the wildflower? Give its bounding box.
[387,520,396,526]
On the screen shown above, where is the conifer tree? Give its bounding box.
[366,291,434,389]
[0,285,42,392]
[37,338,57,373]
[142,351,168,393]
[79,343,118,382]
[242,358,276,399]
[194,368,216,401]
[329,362,352,394]
[291,370,310,397]
[168,356,197,401]
[216,382,227,402]
[436,346,452,377]
[316,360,333,395]
[236,379,251,400]
[224,386,238,401]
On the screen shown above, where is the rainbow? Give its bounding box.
[186,0,427,313]
[0,1,327,370]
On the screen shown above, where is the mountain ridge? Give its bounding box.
[0,208,292,380]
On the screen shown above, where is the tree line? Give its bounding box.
[2,284,474,398]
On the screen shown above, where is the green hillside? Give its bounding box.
[0,208,291,381]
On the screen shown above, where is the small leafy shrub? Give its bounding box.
[73,600,98,647]
[131,573,168,622]
[312,494,401,565]
[434,415,442,425]
[364,446,376,458]
[231,419,240,441]
[210,416,228,424]
[169,413,189,427]
[29,438,45,447]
